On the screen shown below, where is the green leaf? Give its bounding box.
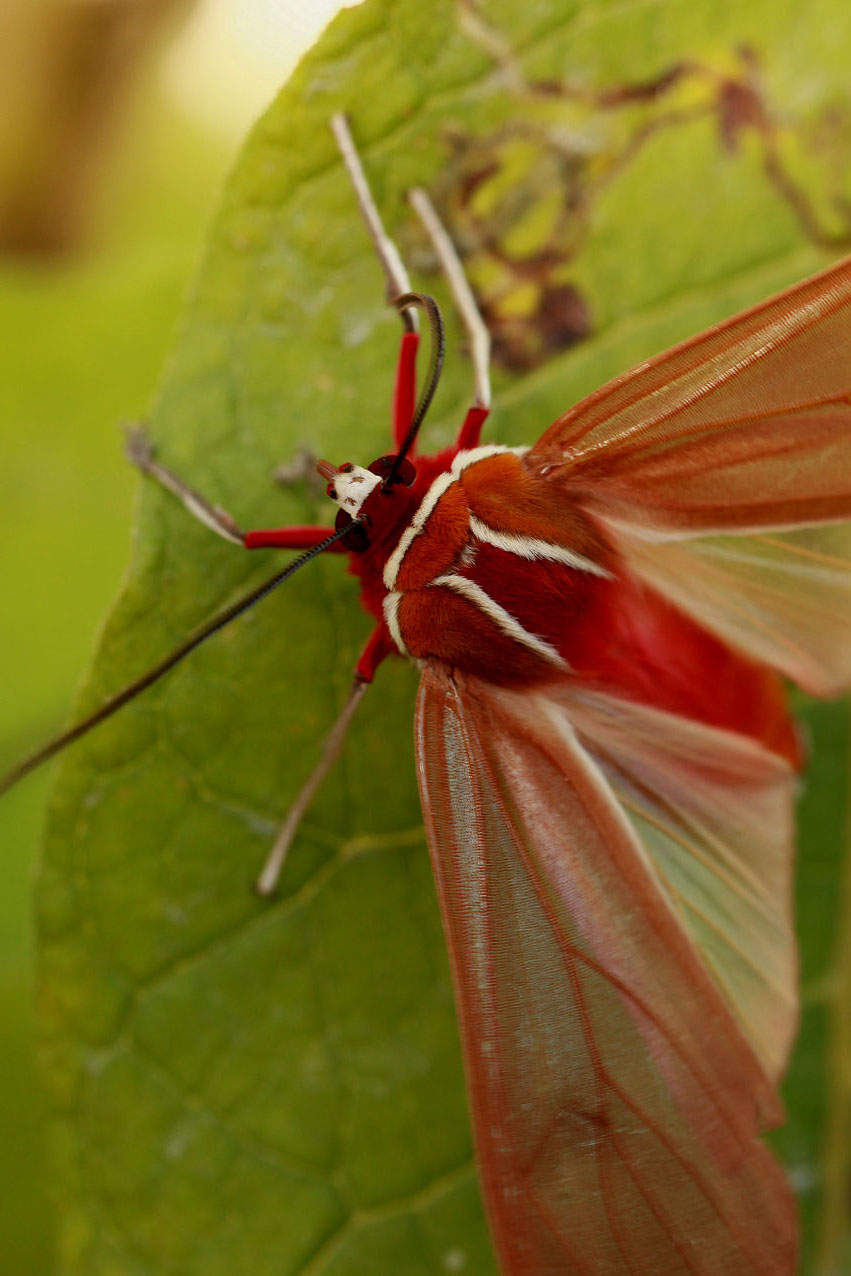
[38,1,851,1272]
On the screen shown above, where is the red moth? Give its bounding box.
[7,114,851,1273]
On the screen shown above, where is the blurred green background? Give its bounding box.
[0,2,344,1270]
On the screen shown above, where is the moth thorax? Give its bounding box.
[330,465,382,515]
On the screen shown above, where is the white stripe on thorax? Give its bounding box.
[383,470,457,591]
[432,574,568,669]
[383,446,530,591]
[382,592,409,657]
[450,444,529,476]
[468,517,611,578]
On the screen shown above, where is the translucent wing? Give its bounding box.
[527,256,851,694]
[530,255,851,536]
[416,664,796,1276]
[558,683,797,1081]
[605,522,851,696]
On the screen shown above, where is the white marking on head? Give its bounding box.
[329,465,381,516]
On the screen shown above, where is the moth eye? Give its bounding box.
[334,508,370,553]
[327,484,337,500]
[394,456,416,487]
[339,462,354,473]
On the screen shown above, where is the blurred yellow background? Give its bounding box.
[0,2,347,1269]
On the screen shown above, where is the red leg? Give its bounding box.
[393,329,421,451]
[455,405,490,451]
[244,526,346,553]
[355,622,395,682]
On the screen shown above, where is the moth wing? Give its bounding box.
[528,257,851,693]
[557,682,798,1081]
[415,664,796,1276]
[604,521,851,695]
[530,254,851,536]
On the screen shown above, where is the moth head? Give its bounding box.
[316,455,417,553]
[318,460,380,514]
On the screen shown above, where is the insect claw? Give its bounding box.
[254,811,300,897]
[123,421,156,471]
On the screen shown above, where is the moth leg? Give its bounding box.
[408,187,492,449]
[331,112,413,310]
[126,424,341,553]
[333,113,491,450]
[255,622,394,896]
[331,112,424,450]
[125,424,244,545]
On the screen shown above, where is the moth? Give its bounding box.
[7,113,851,1273]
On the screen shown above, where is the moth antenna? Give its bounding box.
[408,187,492,411]
[0,520,360,798]
[330,112,417,332]
[385,290,445,484]
[254,677,369,896]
